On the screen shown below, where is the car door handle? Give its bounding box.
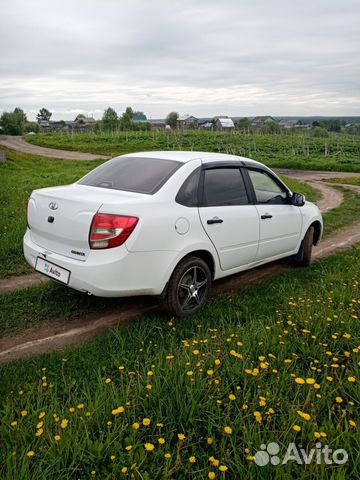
[261,214,273,220]
[207,217,223,225]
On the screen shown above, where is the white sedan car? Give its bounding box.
[24,151,323,316]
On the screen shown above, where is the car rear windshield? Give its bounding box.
[78,156,182,194]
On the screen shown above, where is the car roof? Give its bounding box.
[123,150,263,167]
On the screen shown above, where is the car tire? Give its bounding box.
[163,256,212,317]
[293,226,314,267]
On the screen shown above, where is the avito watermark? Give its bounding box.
[254,442,348,466]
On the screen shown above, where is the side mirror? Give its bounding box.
[291,192,305,207]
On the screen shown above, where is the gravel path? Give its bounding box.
[0,135,109,161]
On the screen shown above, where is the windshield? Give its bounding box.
[78,156,182,194]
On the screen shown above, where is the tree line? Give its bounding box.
[0,106,358,135]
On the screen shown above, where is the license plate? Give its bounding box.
[35,257,70,285]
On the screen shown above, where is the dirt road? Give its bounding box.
[0,136,109,161]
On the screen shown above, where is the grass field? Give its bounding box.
[0,147,318,279]
[27,131,360,172]
[326,177,360,186]
[0,247,359,479]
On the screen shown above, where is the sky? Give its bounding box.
[0,0,359,120]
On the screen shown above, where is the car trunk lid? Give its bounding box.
[28,184,143,261]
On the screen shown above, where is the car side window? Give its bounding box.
[176,167,201,207]
[202,168,249,207]
[248,169,287,204]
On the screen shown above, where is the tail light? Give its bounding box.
[89,213,138,249]
[26,199,30,229]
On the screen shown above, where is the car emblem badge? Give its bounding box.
[49,202,58,210]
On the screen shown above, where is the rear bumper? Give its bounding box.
[23,230,176,297]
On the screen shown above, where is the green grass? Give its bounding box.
[326,177,360,186]
[322,187,360,238]
[0,148,102,278]
[27,131,360,172]
[0,147,317,279]
[0,247,359,480]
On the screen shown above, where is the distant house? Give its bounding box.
[278,119,311,129]
[251,116,278,128]
[199,121,213,130]
[132,112,148,124]
[213,116,235,131]
[149,120,166,131]
[177,115,198,129]
[74,114,96,131]
[38,120,51,132]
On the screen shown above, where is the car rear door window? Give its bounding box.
[176,167,201,207]
[202,168,249,206]
[79,157,182,194]
[248,169,287,204]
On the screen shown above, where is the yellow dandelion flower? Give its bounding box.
[207,369,214,376]
[246,456,256,462]
[69,407,76,413]
[229,394,236,401]
[224,426,232,435]
[77,403,85,409]
[189,456,197,464]
[35,428,44,437]
[207,437,214,445]
[11,421,18,427]
[293,425,301,432]
[144,442,155,452]
[349,420,357,428]
[208,472,216,479]
[214,359,221,366]
[121,467,128,474]
[297,410,311,421]
[306,378,316,385]
[112,406,125,416]
[348,376,356,383]
[60,419,69,429]
[125,445,133,451]
[26,451,35,458]
[335,397,343,404]
[164,453,172,459]
[132,422,140,430]
[219,465,228,472]
[158,438,165,445]
[142,418,151,426]
[295,378,305,385]
[20,410,28,417]
[54,435,61,442]
[38,412,46,419]
[178,433,186,441]
[105,378,112,384]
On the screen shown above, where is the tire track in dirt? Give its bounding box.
[0,222,358,364]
